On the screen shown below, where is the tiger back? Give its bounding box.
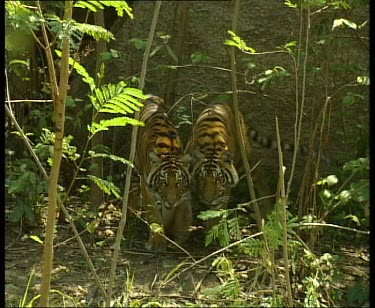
[130,95,192,251]
[185,103,274,220]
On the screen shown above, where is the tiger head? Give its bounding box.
[192,150,239,209]
[146,150,191,210]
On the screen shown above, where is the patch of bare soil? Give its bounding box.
[5,202,369,307]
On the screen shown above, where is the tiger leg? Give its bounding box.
[164,198,192,245]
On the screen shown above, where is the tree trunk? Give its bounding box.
[39,1,73,306]
[164,2,189,104]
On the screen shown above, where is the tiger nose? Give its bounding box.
[164,201,177,210]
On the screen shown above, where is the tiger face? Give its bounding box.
[147,150,191,210]
[192,150,238,209]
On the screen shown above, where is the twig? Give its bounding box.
[275,117,293,307]
[229,0,263,232]
[5,99,54,103]
[106,2,162,306]
[300,223,370,235]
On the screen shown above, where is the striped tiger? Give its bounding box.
[130,95,192,251]
[184,103,274,222]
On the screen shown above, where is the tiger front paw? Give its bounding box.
[145,232,167,251]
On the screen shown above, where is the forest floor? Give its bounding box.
[5,201,369,307]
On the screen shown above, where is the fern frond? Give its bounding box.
[218,221,229,247]
[240,238,263,257]
[88,151,133,167]
[71,21,114,42]
[55,50,96,91]
[197,209,226,221]
[100,95,143,114]
[87,122,108,135]
[87,116,143,136]
[227,217,241,241]
[6,1,39,32]
[98,117,144,128]
[98,1,133,19]
[74,1,100,12]
[74,1,133,19]
[205,224,219,247]
[87,175,120,198]
[90,83,145,113]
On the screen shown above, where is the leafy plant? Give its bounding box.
[130,32,179,64]
[6,153,47,223]
[257,66,290,91]
[315,157,369,227]
[346,280,369,307]
[204,256,241,300]
[198,207,244,247]
[301,250,342,307]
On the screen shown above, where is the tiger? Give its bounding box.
[129,95,192,251]
[184,103,274,226]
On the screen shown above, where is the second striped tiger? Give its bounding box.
[184,103,274,219]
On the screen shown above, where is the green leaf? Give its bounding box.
[343,157,369,173]
[342,92,356,106]
[88,122,108,135]
[88,151,134,167]
[224,39,238,47]
[283,40,297,52]
[284,0,297,8]
[332,18,358,31]
[224,30,256,53]
[326,175,338,187]
[336,190,351,203]
[350,181,369,202]
[149,45,163,57]
[321,189,333,200]
[74,1,98,11]
[357,76,370,85]
[129,38,147,50]
[87,220,99,234]
[344,214,360,226]
[150,223,164,234]
[56,50,96,91]
[165,45,178,63]
[99,51,114,61]
[87,175,121,198]
[97,116,144,128]
[74,0,134,19]
[197,209,226,221]
[91,83,145,113]
[191,51,209,64]
[347,281,369,306]
[29,235,44,245]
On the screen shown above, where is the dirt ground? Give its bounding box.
[5,202,370,307]
[5,0,369,307]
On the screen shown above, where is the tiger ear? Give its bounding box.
[148,151,161,166]
[220,150,234,164]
